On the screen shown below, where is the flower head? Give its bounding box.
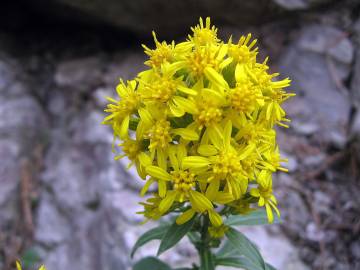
[104,17,293,227]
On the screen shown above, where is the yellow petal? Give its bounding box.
[208,210,223,227]
[223,120,232,148]
[138,108,153,126]
[176,209,196,225]
[158,180,167,198]
[172,128,199,141]
[208,125,223,150]
[173,96,198,114]
[140,178,155,196]
[189,190,213,212]
[39,266,47,270]
[206,180,220,200]
[182,156,211,169]
[238,144,256,160]
[204,67,229,89]
[250,188,260,197]
[138,152,152,167]
[16,261,22,270]
[168,146,179,171]
[178,85,198,96]
[169,102,185,117]
[146,166,171,181]
[214,192,234,204]
[265,203,274,223]
[197,145,218,156]
[159,191,177,213]
[201,88,226,105]
[157,149,167,170]
[235,63,246,82]
[119,115,130,139]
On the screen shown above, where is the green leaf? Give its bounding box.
[187,231,200,245]
[216,256,263,270]
[216,240,239,258]
[133,257,171,270]
[157,215,197,255]
[200,249,215,270]
[131,225,169,258]
[225,228,266,270]
[224,210,281,226]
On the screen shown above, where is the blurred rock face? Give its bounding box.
[32,0,330,36]
[280,24,353,147]
[0,45,47,228]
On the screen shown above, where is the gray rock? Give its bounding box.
[350,242,360,259]
[0,53,47,228]
[273,0,331,10]
[350,109,360,137]
[306,222,325,242]
[35,108,133,270]
[313,191,331,215]
[351,49,360,107]
[35,193,71,246]
[0,139,20,225]
[303,153,326,167]
[54,57,103,92]
[280,24,353,147]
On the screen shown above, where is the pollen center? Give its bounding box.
[171,170,195,192]
[228,45,253,64]
[213,151,241,178]
[147,119,172,150]
[195,102,222,127]
[144,75,177,103]
[193,29,218,46]
[187,48,218,78]
[121,139,141,161]
[230,83,258,113]
[147,44,173,68]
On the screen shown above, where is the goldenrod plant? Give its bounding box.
[104,17,294,270]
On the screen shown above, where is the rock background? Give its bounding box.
[0,0,360,269]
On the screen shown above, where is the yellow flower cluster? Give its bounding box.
[104,17,293,231]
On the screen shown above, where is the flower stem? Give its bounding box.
[198,215,215,270]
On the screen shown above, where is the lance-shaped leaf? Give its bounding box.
[225,228,266,269]
[224,209,281,226]
[133,257,171,270]
[157,215,197,255]
[131,225,169,258]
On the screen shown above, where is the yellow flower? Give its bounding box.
[142,31,177,69]
[104,16,294,229]
[144,145,216,224]
[183,121,249,200]
[16,261,46,270]
[137,194,163,222]
[189,17,219,47]
[138,64,198,117]
[250,170,280,223]
[103,80,140,139]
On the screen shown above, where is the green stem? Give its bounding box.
[197,215,215,270]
